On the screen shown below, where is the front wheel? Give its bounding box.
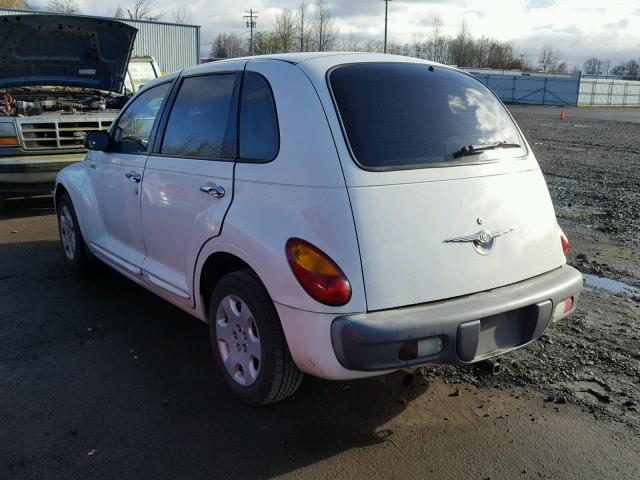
[57,193,92,271]
[208,270,303,406]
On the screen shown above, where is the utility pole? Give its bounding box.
[244,8,258,56]
[382,0,392,53]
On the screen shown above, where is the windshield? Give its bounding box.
[126,61,159,93]
[328,63,526,170]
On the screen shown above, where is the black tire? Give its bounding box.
[208,270,303,406]
[56,193,92,271]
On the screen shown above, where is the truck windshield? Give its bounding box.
[328,63,526,170]
[126,61,159,93]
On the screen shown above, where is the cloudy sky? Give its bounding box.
[30,0,640,68]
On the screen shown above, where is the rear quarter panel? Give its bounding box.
[194,59,366,316]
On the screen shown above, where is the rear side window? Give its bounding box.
[161,74,238,159]
[239,72,279,161]
[329,63,526,170]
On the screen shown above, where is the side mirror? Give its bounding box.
[84,131,111,151]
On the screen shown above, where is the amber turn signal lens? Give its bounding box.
[285,238,352,306]
[0,137,18,146]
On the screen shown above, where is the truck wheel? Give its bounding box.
[208,270,303,406]
[57,193,92,271]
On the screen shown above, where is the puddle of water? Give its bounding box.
[583,274,640,295]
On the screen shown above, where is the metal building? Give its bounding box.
[0,7,200,73]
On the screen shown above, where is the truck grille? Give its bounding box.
[18,119,112,150]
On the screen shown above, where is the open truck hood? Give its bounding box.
[0,14,137,92]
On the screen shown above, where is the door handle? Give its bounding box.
[200,184,225,198]
[124,171,142,183]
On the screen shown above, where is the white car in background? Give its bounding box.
[55,53,582,406]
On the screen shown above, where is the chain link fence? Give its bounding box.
[578,79,640,107]
[473,74,579,106]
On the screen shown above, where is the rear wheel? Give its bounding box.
[57,193,92,271]
[208,270,303,406]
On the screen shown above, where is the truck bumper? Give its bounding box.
[0,155,84,198]
[331,265,583,372]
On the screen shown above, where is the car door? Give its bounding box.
[139,65,244,304]
[85,81,172,275]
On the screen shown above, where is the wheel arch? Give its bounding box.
[197,249,270,318]
[54,182,69,212]
[54,164,95,238]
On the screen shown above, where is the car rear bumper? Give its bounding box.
[331,265,582,372]
[0,154,84,197]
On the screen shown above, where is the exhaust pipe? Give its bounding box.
[477,358,501,375]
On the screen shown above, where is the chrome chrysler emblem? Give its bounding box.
[444,228,514,255]
[73,131,86,138]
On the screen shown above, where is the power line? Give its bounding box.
[243,8,259,56]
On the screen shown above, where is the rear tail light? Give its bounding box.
[285,238,351,306]
[560,228,569,254]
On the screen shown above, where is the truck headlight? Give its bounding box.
[0,123,18,146]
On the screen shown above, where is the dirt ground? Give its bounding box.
[1,106,639,479]
[423,107,640,436]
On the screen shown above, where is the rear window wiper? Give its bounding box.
[452,141,521,159]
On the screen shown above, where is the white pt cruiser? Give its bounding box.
[56,53,582,405]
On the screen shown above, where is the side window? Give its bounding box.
[239,72,279,162]
[112,82,171,154]
[161,74,238,159]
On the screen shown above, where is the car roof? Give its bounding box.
[141,53,452,91]
[189,52,445,73]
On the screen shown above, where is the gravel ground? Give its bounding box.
[423,106,640,432]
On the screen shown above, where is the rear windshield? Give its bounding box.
[329,63,526,170]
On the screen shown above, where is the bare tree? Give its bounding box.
[114,6,126,18]
[474,35,488,67]
[626,60,640,79]
[128,0,160,21]
[311,0,338,52]
[46,0,80,13]
[429,16,444,63]
[347,30,358,51]
[172,7,192,25]
[295,2,310,52]
[516,51,531,71]
[449,20,473,66]
[410,32,424,58]
[583,57,601,74]
[610,59,640,79]
[539,46,567,72]
[252,31,277,55]
[274,8,296,53]
[211,33,246,59]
